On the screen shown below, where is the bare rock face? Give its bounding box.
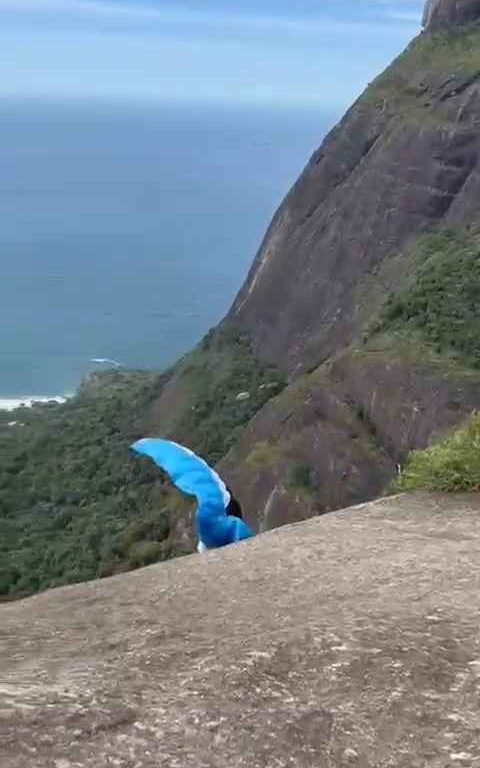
[2,493,480,767]
[423,0,480,29]
[226,42,480,375]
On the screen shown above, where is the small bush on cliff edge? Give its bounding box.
[394,413,480,492]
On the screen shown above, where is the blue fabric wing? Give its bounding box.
[131,438,228,508]
[130,438,253,549]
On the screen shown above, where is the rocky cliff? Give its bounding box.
[143,0,480,531]
[226,2,480,373]
[423,0,480,29]
[2,494,480,767]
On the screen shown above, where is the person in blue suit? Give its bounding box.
[130,438,254,552]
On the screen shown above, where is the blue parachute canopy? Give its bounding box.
[130,438,254,550]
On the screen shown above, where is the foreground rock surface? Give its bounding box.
[2,493,480,767]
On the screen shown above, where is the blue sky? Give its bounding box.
[0,0,424,108]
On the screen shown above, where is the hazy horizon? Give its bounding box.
[0,0,423,109]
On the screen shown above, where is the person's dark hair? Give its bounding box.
[225,486,243,520]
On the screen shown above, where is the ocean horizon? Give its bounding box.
[0,98,333,403]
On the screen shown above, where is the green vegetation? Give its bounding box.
[367,25,480,100]
[170,327,285,463]
[0,370,180,599]
[362,25,480,127]
[286,464,313,491]
[246,441,283,470]
[368,230,480,369]
[394,413,480,492]
[399,26,480,77]
[0,330,283,599]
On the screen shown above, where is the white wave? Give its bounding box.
[0,396,69,411]
[90,358,122,367]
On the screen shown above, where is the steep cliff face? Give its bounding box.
[423,0,480,29]
[226,9,480,375]
[174,0,480,529]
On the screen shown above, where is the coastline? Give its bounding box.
[0,396,69,412]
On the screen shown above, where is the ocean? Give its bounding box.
[0,98,333,403]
